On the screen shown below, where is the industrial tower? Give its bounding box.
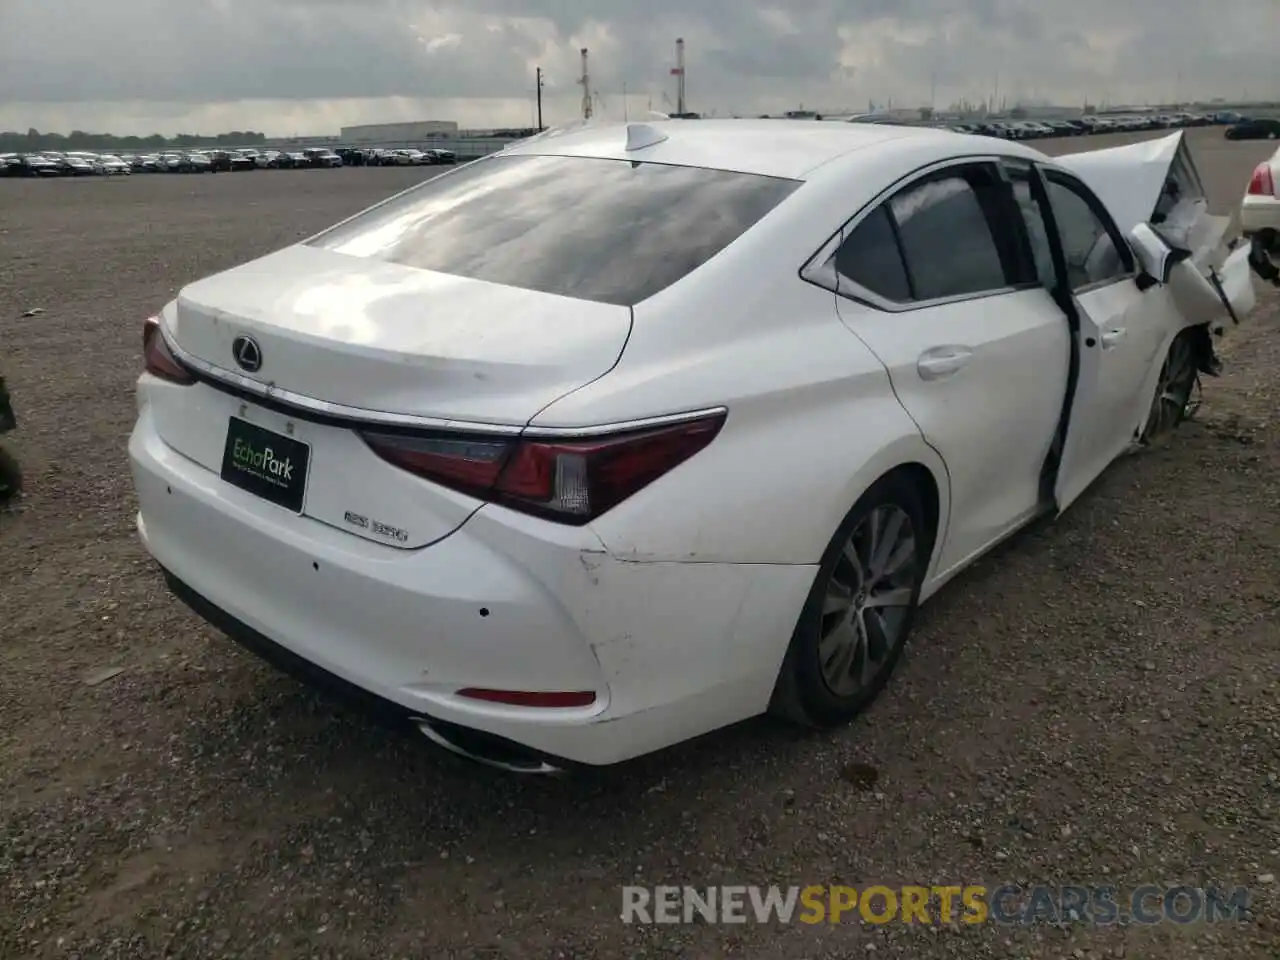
[671,38,686,115]
[579,48,593,121]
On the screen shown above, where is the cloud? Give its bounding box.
[0,0,1274,135]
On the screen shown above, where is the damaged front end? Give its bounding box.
[1058,131,1263,381]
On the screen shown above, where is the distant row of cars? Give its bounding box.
[0,145,458,178]
[926,110,1253,141]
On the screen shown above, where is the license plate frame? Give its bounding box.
[219,416,310,513]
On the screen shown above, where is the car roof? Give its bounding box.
[502,118,1018,180]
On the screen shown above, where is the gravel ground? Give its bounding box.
[1,128,1277,960]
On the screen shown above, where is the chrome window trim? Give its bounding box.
[521,406,729,439]
[799,154,1025,313]
[161,321,727,439]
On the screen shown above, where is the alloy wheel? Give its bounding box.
[817,504,917,697]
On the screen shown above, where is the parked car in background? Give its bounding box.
[1226,118,1280,141]
[18,155,62,177]
[58,155,97,176]
[230,150,256,171]
[98,155,131,175]
[207,150,234,172]
[334,147,368,166]
[375,149,415,165]
[303,148,343,168]
[1241,144,1280,255]
[420,148,455,164]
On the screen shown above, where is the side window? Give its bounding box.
[830,165,1015,305]
[889,170,1010,300]
[1042,175,1131,290]
[833,205,911,301]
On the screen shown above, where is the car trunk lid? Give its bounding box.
[166,243,633,426]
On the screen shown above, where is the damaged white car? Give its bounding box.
[129,121,1260,772]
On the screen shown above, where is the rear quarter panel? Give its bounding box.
[538,278,950,568]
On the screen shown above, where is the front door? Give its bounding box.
[1025,167,1168,511]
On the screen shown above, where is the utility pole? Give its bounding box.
[535,67,544,131]
[579,48,593,121]
[671,38,686,115]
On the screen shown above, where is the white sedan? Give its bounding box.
[1242,145,1280,282]
[129,121,1259,772]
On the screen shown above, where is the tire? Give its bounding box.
[0,445,21,505]
[769,473,932,728]
[1140,328,1201,444]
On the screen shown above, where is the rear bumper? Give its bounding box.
[129,406,812,766]
[162,569,576,772]
[1241,195,1280,241]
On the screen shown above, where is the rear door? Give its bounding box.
[1017,165,1169,511]
[826,160,1071,574]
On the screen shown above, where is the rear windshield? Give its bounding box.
[306,154,800,306]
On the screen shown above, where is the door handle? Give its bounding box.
[1100,327,1127,348]
[917,346,973,380]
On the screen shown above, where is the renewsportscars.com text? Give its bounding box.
[621,884,1250,926]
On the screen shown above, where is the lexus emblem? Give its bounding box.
[232,335,262,373]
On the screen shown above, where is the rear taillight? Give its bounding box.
[1247,163,1275,197]
[142,316,195,385]
[361,411,726,524]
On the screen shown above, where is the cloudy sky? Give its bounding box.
[0,0,1275,136]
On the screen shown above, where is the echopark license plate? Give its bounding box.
[219,416,310,513]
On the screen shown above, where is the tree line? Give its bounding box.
[0,129,268,153]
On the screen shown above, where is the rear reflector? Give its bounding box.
[361,411,726,524]
[456,688,597,708]
[142,316,195,385]
[1247,163,1275,197]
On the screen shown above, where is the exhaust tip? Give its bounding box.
[414,718,565,775]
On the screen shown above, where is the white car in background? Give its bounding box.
[1242,146,1280,285]
[129,121,1258,772]
[97,154,131,176]
[1242,145,1280,252]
